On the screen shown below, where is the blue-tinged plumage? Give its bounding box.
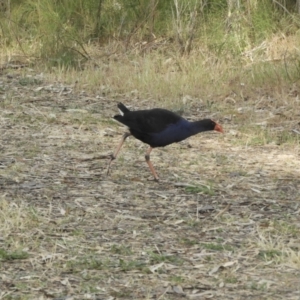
[148,119,198,147]
[108,102,223,181]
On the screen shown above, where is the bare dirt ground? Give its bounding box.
[0,69,300,300]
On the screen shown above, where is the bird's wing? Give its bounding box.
[114,108,183,133]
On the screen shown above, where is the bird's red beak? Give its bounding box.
[214,123,224,133]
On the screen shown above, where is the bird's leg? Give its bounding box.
[145,147,159,181]
[107,132,131,175]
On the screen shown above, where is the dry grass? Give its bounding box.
[0,35,300,299]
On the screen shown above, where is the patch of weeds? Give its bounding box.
[102,118,119,126]
[276,131,300,145]
[205,255,212,262]
[0,92,15,108]
[19,77,43,86]
[15,282,30,291]
[24,146,41,159]
[7,113,41,125]
[187,159,198,167]
[67,257,106,271]
[85,258,107,270]
[46,115,59,124]
[258,249,282,260]
[28,207,40,222]
[150,252,183,265]
[248,136,269,146]
[247,128,276,146]
[60,142,78,151]
[72,229,84,236]
[224,276,238,283]
[272,220,300,237]
[117,228,127,235]
[201,243,234,251]
[185,184,214,195]
[118,259,147,272]
[110,244,133,255]
[82,285,100,293]
[250,281,268,291]
[0,248,29,260]
[205,99,215,111]
[180,238,198,246]
[170,275,185,284]
[228,170,248,177]
[79,114,101,125]
[186,219,202,228]
[116,155,125,164]
[212,154,228,164]
[232,127,276,146]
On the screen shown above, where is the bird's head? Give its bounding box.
[201,119,224,133]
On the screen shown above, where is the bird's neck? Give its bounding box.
[189,120,211,135]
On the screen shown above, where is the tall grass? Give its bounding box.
[0,0,299,64]
[0,0,299,100]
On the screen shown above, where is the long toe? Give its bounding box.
[147,175,159,182]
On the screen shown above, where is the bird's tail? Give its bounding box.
[117,103,130,115]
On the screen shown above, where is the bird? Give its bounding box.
[107,102,224,181]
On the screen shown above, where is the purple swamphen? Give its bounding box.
[107,102,224,181]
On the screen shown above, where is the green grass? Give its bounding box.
[18,77,43,86]
[118,259,148,272]
[258,249,283,260]
[224,276,238,284]
[271,220,300,237]
[201,243,234,252]
[0,248,29,260]
[67,257,107,271]
[110,244,133,255]
[149,252,183,265]
[250,282,268,291]
[180,238,198,246]
[169,275,185,284]
[185,184,215,195]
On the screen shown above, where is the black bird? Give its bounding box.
[107,102,224,181]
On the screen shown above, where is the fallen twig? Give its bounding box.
[291,129,300,135]
[214,203,231,219]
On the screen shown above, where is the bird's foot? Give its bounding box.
[108,154,116,161]
[147,176,159,182]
